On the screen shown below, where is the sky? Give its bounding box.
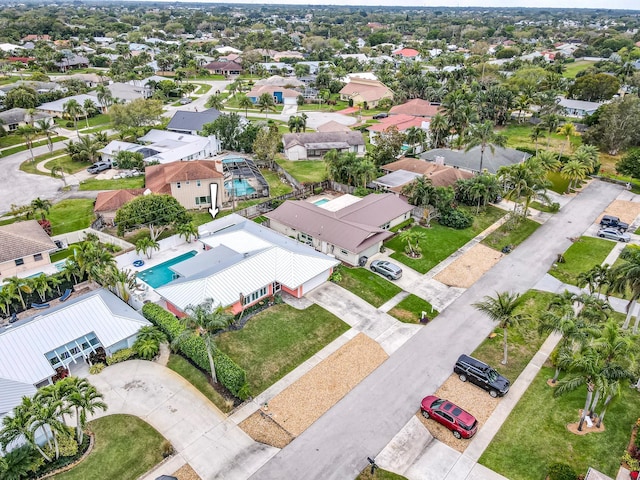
[171,0,639,10]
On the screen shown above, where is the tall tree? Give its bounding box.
[115,194,191,241]
[473,291,523,365]
[63,99,82,137]
[464,120,507,173]
[256,93,276,118]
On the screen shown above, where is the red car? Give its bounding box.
[420,395,478,439]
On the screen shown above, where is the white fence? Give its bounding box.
[51,228,135,251]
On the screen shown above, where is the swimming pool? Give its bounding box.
[225,178,256,196]
[314,198,330,206]
[136,250,198,288]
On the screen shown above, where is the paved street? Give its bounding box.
[251,179,623,480]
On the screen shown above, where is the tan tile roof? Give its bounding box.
[316,121,352,133]
[0,220,57,263]
[145,160,223,194]
[383,158,473,188]
[94,189,145,213]
[339,78,394,103]
[389,99,441,117]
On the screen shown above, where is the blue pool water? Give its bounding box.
[136,250,198,288]
[314,198,330,206]
[225,178,256,196]
[222,157,245,163]
[55,261,68,271]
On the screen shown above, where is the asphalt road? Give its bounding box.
[250,180,623,480]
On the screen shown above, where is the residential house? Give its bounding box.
[100,129,221,164]
[339,78,394,108]
[367,114,428,147]
[0,81,60,96]
[0,43,20,53]
[21,34,51,42]
[37,94,99,117]
[316,121,352,133]
[106,82,150,102]
[145,160,227,210]
[557,97,603,117]
[282,131,365,160]
[260,62,295,76]
[265,193,413,266]
[246,85,299,105]
[390,99,441,118]
[215,46,242,55]
[0,108,52,132]
[0,289,150,445]
[373,157,473,192]
[392,47,421,61]
[420,146,531,174]
[0,221,57,281]
[156,214,339,315]
[54,73,108,88]
[254,75,304,88]
[203,60,243,76]
[54,54,90,72]
[94,189,145,226]
[273,50,304,61]
[167,108,222,135]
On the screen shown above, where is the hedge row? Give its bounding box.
[142,303,249,398]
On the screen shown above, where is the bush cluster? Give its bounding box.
[439,209,473,229]
[106,348,135,365]
[142,303,249,399]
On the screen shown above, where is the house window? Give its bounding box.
[176,182,181,189]
[195,196,211,205]
[242,286,268,305]
[15,258,24,266]
[196,180,201,187]
[341,250,348,255]
[33,253,43,261]
[186,181,190,185]
[381,222,390,230]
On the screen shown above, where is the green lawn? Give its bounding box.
[275,158,327,183]
[356,468,408,480]
[547,171,572,194]
[193,82,212,94]
[48,199,95,235]
[0,134,28,148]
[55,114,111,129]
[191,211,215,226]
[480,367,640,479]
[388,294,439,324]
[54,415,166,480]
[471,290,556,382]
[530,200,559,213]
[549,236,616,286]
[481,217,540,252]
[45,155,87,175]
[167,354,233,413]
[387,206,506,274]
[79,176,145,191]
[500,123,582,156]
[563,60,596,79]
[261,168,293,197]
[50,248,75,263]
[336,267,402,308]
[217,304,349,395]
[3,136,66,157]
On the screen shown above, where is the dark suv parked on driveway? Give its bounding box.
[600,215,629,231]
[453,354,510,397]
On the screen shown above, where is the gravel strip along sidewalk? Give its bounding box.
[434,244,504,289]
[240,333,388,447]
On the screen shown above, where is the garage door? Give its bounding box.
[301,270,330,295]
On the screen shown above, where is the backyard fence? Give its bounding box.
[52,228,134,252]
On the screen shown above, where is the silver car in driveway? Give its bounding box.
[370,260,403,280]
[597,228,631,242]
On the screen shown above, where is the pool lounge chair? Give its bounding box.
[59,288,72,302]
[31,302,50,309]
[8,312,18,323]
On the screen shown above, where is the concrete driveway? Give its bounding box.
[251,180,623,480]
[87,360,278,480]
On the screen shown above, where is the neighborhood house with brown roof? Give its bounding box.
[0,221,57,280]
[339,78,394,108]
[265,193,413,266]
[373,157,473,193]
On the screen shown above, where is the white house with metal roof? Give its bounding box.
[156,215,339,316]
[0,289,149,390]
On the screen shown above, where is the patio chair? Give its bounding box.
[31,302,50,309]
[59,288,72,302]
[9,312,18,324]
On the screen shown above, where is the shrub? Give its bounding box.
[160,440,174,458]
[547,463,578,480]
[329,267,343,283]
[439,209,473,229]
[142,303,249,398]
[89,363,105,375]
[106,348,135,365]
[133,337,160,360]
[313,187,323,195]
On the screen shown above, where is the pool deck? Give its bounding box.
[115,240,202,277]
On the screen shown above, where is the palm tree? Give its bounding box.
[75,135,103,164]
[533,150,561,172]
[0,401,51,462]
[473,291,523,365]
[464,120,507,173]
[15,125,37,163]
[560,159,589,193]
[175,298,233,383]
[95,84,113,112]
[104,268,136,303]
[404,127,427,155]
[514,94,532,123]
[82,99,97,128]
[60,258,81,285]
[541,114,561,148]
[399,229,426,257]
[0,288,14,317]
[256,93,276,118]
[529,125,545,156]
[51,163,67,186]
[135,237,160,259]
[236,93,253,118]
[429,113,449,148]
[35,118,57,155]
[31,274,52,303]
[65,378,107,443]
[610,248,640,331]
[134,326,167,360]
[288,115,303,133]
[556,122,576,160]
[63,99,82,137]
[402,176,438,225]
[3,277,31,310]
[28,395,68,460]
[176,222,198,243]
[48,274,63,296]
[30,197,52,221]
[205,94,224,110]
[0,445,40,480]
